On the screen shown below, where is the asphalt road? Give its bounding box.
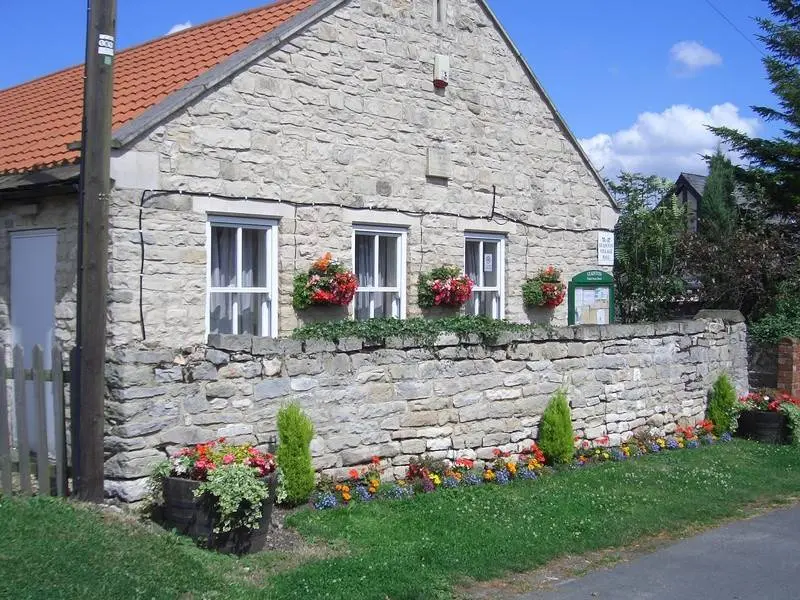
[521,505,800,600]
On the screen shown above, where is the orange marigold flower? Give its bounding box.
[342,485,350,492]
[342,492,351,502]
[368,487,376,494]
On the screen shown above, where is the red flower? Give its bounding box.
[348,468,359,479]
[371,455,381,465]
[492,448,502,457]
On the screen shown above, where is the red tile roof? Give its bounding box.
[0,0,318,175]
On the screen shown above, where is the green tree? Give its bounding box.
[707,374,737,435]
[276,403,315,505]
[610,173,687,323]
[709,0,800,214]
[538,389,574,465]
[699,150,738,242]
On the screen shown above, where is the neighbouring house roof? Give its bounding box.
[0,0,617,208]
[676,172,707,199]
[0,0,320,175]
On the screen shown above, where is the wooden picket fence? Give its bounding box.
[0,344,68,497]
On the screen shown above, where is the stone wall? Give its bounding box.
[107,0,618,348]
[104,317,748,502]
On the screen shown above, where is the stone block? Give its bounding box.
[207,333,252,352]
[217,423,254,438]
[254,379,291,401]
[105,478,151,503]
[188,361,218,382]
[262,358,283,377]
[105,449,163,479]
[337,337,363,352]
[205,381,238,399]
[205,348,230,366]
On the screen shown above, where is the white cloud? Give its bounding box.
[579,103,760,179]
[166,21,192,35]
[669,40,722,75]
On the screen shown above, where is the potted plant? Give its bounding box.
[152,438,278,554]
[522,266,566,309]
[293,252,358,310]
[736,390,800,445]
[418,266,475,308]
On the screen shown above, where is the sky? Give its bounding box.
[0,0,779,181]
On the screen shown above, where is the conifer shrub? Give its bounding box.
[707,374,737,435]
[538,389,574,464]
[276,403,315,505]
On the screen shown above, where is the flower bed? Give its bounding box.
[311,423,730,510]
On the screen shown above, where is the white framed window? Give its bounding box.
[352,226,407,320]
[464,233,505,319]
[206,216,278,337]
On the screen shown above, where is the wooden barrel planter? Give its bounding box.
[737,410,791,445]
[162,473,277,555]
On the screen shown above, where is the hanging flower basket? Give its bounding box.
[418,266,475,308]
[293,253,358,310]
[522,266,566,309]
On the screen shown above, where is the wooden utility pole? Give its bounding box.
[75,0,117,502]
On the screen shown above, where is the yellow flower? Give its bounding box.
[484,469,495,481]
[370,479,380,488]
[602,452,610,460]
[506,462,517,474]
[430,474,441,486]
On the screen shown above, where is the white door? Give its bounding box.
[10,229,57,455]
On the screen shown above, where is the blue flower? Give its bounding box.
[463,472,483,486]
[666,438,679,450]
[687,439,700,448]
[721,432,733,442]
[354,484,372,501]
[442,476,460,489]
[649,443,661,453]
[495,469,511,485]
[312,491,338,510]
[519,467,538,480]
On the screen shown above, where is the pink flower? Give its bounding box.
[223,454,235,465]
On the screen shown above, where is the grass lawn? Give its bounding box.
[1,441,799,600]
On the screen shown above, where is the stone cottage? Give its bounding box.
[0,0,683,501]
[1,0,618,355]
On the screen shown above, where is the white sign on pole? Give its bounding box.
[597,231,614,266]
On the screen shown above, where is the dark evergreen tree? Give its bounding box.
[710,0,800,214]
[699,150,738,242]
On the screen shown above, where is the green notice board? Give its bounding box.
[568,270,614,326]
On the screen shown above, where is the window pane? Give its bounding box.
[355,291,371,320]
[241,228,267,288]
[483,242,498,288]
[465,240,480,282]
[378,236,398,287]
[210,226,236,288]
[355,234,374,287]
[239,293,269,336]
[372,292,395,318]
[209,292,234,334]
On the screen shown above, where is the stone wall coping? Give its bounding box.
[194,319,735,358]
[693,309,745,324]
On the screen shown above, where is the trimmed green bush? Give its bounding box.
[538,389,574,464]
[276,403,315,505]
[707,374,737,435]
